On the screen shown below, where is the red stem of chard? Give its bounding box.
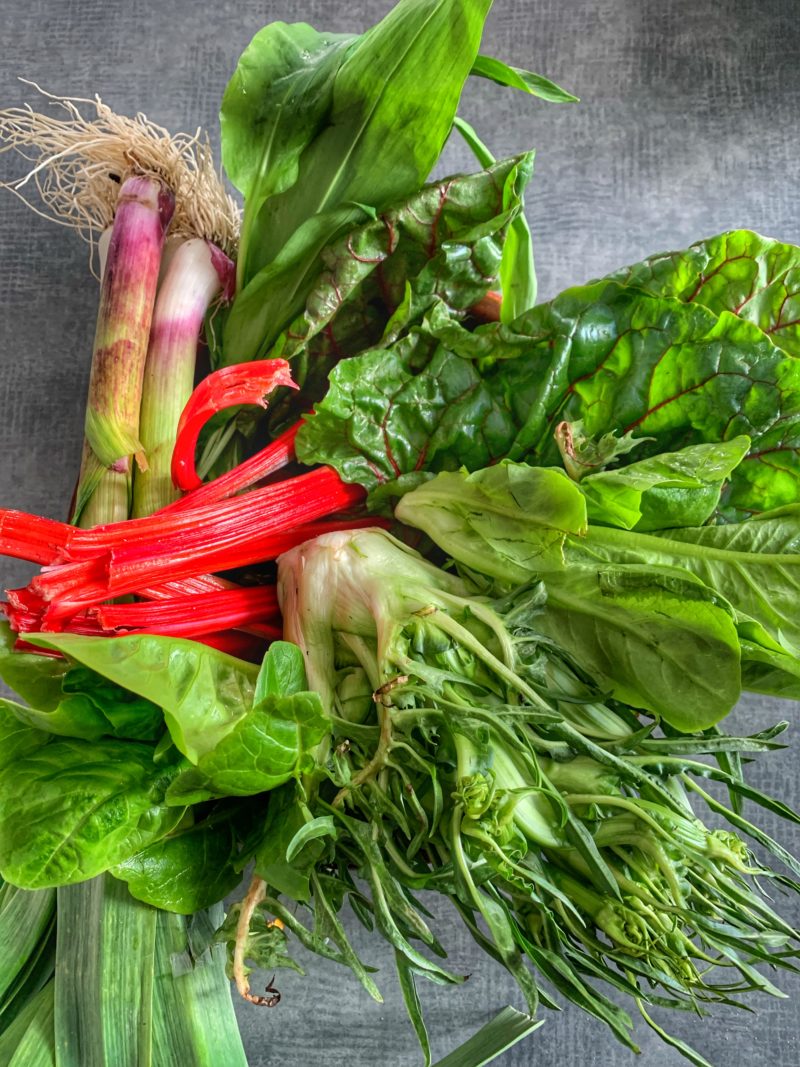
[171,360,297,492]
[161,421,300,513]
[132,238,234,517]
[75,176,175,526]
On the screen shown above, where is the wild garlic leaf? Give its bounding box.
[0,738,184,888]
[221,0,494,363]
[25,632,259,763]
[220,22,355,285]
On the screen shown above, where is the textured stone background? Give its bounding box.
[0,1,799,1064]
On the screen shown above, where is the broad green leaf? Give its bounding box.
[26,633,259,763]
[0,739,184,887]
[607,229,800,357]
[579,436,751,530]
[254,640,308,703]
[576,505,800,655]
[221,0,493,363]
[0,704,49,772]
[471,53,578,103]
[112,820,240,914]
[0,632,163,742]
[533,565,742,730]
[395,462,588,581]
[220,22,355,284]
[165,690,329,802]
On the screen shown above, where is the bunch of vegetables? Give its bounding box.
[0,0,799,1064]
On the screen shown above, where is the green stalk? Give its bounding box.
[132,239,233,517]
[74,176,174,526]
[55,877,155,1067]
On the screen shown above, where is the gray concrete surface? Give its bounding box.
[1,1,799,1064]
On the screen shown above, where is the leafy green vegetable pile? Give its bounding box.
[1,1,800,1065]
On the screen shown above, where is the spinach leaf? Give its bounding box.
[0,703,49,771]
[25,633,259,763]
[221,0,493,363]
[607,229,800,358]
[254,640,308,703]
[533,566,742,730]
[575,507,800,656]
[112,819,240,914]
[578,437,751,531]
[0,739,184,888]
[165,690,329,804]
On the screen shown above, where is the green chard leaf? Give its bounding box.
[112,818,241,914]
[25,632,259,763]
[296,319,521,491]
[0,738,184,888]
[221,0,494,364]
[607,229,800,357]
[299,271,800,515]
[0,703,50,771]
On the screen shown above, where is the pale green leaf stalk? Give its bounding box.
[75,176,175,526]
[132,239,234,517]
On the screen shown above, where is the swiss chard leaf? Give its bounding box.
[221,0,494,364]
[607,229,800,357]
[300,280,800,514]
[295,322,520,488]
[26,633,259,763]
[165,690,329,803]
[112,819,241,914]
[0,738,184,888]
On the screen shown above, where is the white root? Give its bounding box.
[0,81,240,274]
